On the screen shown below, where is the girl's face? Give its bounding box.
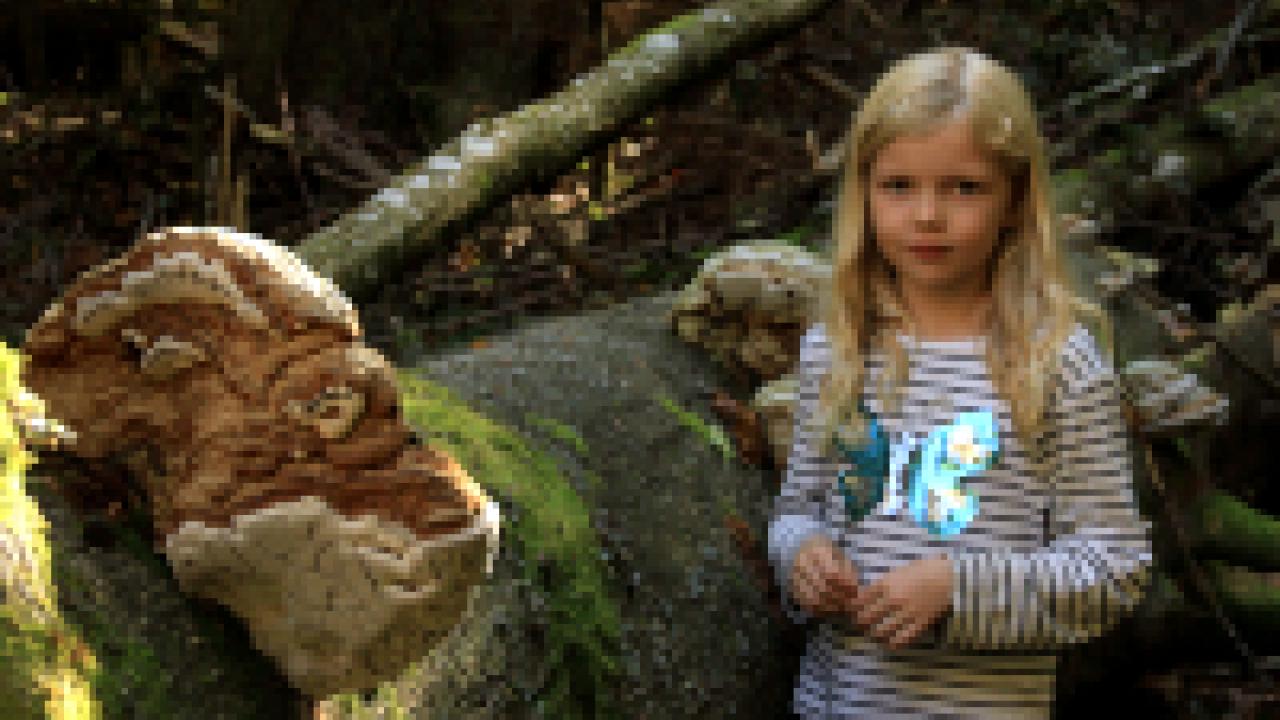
[867,118,1014,299]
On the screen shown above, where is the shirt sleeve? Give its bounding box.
[937,325,1156,651]
[767,324,845,626]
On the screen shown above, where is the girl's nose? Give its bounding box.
[913,190,942,227]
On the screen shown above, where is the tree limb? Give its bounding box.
[294,0,838,301]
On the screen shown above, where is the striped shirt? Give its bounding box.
[768,322,1154,719]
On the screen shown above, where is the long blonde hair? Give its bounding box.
[816,46,1105,457]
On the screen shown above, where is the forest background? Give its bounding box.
[1,0,1270,355]
[0,0,1277,718]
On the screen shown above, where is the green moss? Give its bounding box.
[327,686,411,720]
[391,372,623,719]
[615,9,704,60]
[0,608,57,719]
[46,543,180,720]
[525,414,591,459]
[1203,75,1280,130]
[1194,489,1280,571]
[0,342,100,719]
[78,638,171,718]
[655,392,734,461]
[776,221,822,251]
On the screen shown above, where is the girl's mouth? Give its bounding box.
[908,246,951,259]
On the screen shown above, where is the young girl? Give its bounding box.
[767,47,1155,719]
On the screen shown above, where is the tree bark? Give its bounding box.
[293,0,837,301]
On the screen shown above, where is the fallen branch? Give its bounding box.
[294,0,839,301]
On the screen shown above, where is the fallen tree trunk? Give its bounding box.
[293,0,836,302]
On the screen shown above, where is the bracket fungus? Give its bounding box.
[21,227,501,698]
[670,242,830,384]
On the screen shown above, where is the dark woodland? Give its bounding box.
[0,1,1277,719]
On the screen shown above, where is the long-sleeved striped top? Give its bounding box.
[768,321,1155,719]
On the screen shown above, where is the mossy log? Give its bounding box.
[1139,437,1280,644]
[293,0,836,302]
[1185,482,1280,573]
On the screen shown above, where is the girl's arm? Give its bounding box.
[938,325,1155,651]
[768,323,844,625]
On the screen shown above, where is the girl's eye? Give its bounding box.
[953,179,985,194]
[878,178,912,192]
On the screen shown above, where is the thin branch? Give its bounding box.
[1213,0,1264,78]
[800,63,858,103]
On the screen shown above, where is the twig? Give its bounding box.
[279,82,318,227]
[1244,159,1280,200]
[220,75,234,228]
[155,19,220,59]
[799,64,858,102]
[136,187,157,239]
[308,161,382,192]
[299,106,392,188]
[723,513,788,624]
[600,166,679,218]
[815,130,848,175]
[202,82,293,147]
[1213,0,1263,79]
[1107,219,1244,242]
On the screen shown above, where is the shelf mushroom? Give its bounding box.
[21,227,501,698]
[669,242,830,384]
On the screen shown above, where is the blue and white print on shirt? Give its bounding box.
[834,400,999,537]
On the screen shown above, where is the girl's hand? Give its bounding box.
[846,554,953,650]
[789,534,861,619]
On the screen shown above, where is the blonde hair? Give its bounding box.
[815,46,1107,458]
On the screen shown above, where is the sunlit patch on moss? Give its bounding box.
[0,342,102,720]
